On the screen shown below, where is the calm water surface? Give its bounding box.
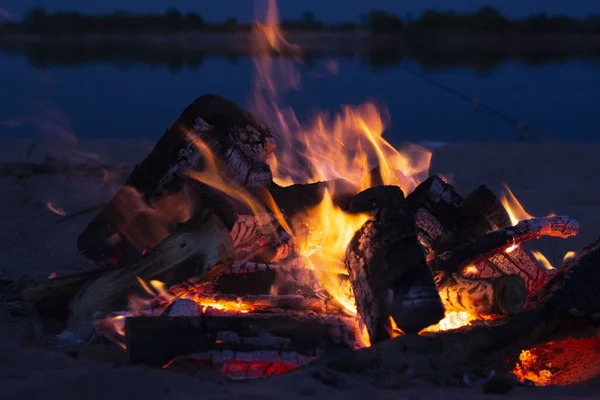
[1,53,599,142]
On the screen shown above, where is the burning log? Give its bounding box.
[77,94,276,269]
[407,176,548,294]
[188,293,347,315]
[267,179,359,217]
[125,313,360,367]
[433,216,580,276]
[436,274,527,316]
[344,186,444,342]
[60,211,233,343]
[320,237,600,383]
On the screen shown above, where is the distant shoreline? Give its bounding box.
[2,32,600,70]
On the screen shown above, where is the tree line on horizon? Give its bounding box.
[1,7,600,35]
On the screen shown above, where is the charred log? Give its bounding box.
[436,274,527,316]
[125,313,360,367]
[345,186,444,342]
[61,211,233,343]
[267,179,359,218]
[188,294,347,315]
[407,175,547,294]
[77,94,275,268]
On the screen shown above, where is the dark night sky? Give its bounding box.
[1,1,599,21]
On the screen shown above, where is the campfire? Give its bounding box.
[21,0,600,388]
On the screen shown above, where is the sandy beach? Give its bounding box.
[0,139,599,399]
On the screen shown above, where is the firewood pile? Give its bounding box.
[21,94,600,385]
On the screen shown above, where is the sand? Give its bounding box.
[0,139,599,399]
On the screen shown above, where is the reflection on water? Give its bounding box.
[1,39,600,72]
[0,50,599,142]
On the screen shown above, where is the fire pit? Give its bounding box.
[20,92,600,388]
[16,0,600,390]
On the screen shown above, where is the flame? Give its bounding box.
[462,265,478,275]
[563,251,576,262]
[296,190,369,315]
[531,250,556,272]
[45,201,66,216]
[424,311,478,332]
[513,349,553,386]
[500,184,534,227]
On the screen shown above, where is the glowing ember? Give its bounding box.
[424,311,478,332]
[462,265,478,275]
[513,349,553,386]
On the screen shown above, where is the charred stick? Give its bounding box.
[433,216,580,276]
[125,313,360,367]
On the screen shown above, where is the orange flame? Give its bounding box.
[531,250,556,272]
[513,349,553,386]
[563,251,576,262]
[500,184,533,227]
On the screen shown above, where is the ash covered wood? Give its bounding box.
[77,94,276,269]
[345,186,444,342]
[126,313,360,366]
[407,176,548,294]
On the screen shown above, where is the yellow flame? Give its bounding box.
[563,251,576,262]
[462,265,478,275]
[296,190,369,315]
[531,250,555,272]
[500,184,534,227]
[424,311,478,332]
